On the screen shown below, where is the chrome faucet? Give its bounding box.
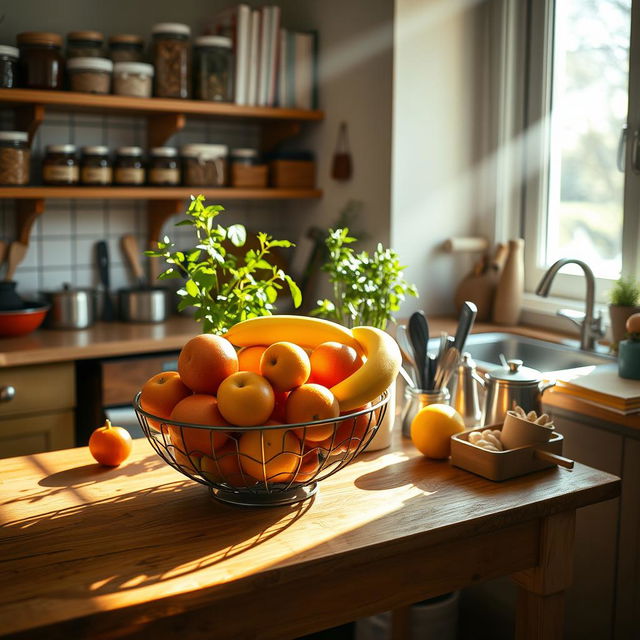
[535,258,605,351]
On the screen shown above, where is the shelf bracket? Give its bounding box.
[16,104,45,147]
[261,121,302,153]
[16,198,45,245]
[147,199,185,281]
[147,113,186,148]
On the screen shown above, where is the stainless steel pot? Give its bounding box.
[481,359,555,426]
[41,284,97,330]
[118,287,170,323]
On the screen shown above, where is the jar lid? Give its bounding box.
[151,23,191,36]
[113,61,154,76]
[194,35,232,48]
[67,30,104,43]
[485,359,543,385]
[67,57,113,72]
[17,32,63,47]
[46,144,77,153]
[0,131,28,142]
[231,148,259,159]
[181,144,228,158]
[116,146,143,156]
[109,34,144,45]
[82,145,109,155]
[151,147,178,157]
[0,45,19,59]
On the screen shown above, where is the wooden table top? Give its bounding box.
[0,432,619,639]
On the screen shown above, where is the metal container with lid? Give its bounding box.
[449,352,485,428]
[41,284,97,330]
[481,359,556,426]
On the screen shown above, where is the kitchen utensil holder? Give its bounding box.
[134,391,389,507]
[401,387,450,438]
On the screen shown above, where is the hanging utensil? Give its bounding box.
[453,301,477,353]
[96,241,115,322]
[331,121,352,181]
[408,311,429,389]
[4,241,28,282]
[121,234,147,289]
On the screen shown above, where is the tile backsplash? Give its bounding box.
[0,109,296,299]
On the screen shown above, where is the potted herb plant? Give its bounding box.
[608,275,640,348]
[312,227,418,449]
[147,195,302,333]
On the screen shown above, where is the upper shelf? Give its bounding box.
[0,88,325,122]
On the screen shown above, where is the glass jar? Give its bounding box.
[108,34,144,63]
[148,147,180,185]
[81,146,112,185]
[43,144,78,185]
[0,131,29,185]
[67,57,112,93]
[401,387,451,438]
[152,23,191,99]
[17,32,64,90]
[114,147,145,185]
[67,31,104,58]
[193,35,233,102]
[0,46,19,88]
[230,148,259,166]
[181,144,228,186]
[113,62,153,97]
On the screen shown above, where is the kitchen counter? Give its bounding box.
[0,432,619,639]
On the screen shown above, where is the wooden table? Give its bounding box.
[0,433,619,640]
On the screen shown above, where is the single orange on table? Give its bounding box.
[237,345,267,374]
[286,383,340,442]
[410,404,465,459]
[238,427,303,483]
[140,371,191,431]
[260,341,311,392]
[217,371,275,426]
[89,419,132,467]
[309,341,363,388]
[178,334,238,394]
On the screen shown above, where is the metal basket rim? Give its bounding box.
[133,389,389,431]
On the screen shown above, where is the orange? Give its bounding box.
[410,404,465,459]
[286,383,340,442]
[238,427,303,483]
[270,390,289,422]
[217,371,275,427]
[178,334,238,394]
[140,371,191,431]
[328,403,377,454]
[89,420,132,467]
[260,341,311,392]
[309,341,363,388]
[200,441,256,487]
[237,345,267,374]
[279,448,321,483]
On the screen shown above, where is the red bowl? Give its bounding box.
[0,303,50,337]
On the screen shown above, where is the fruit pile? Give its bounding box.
[139,315,401,487]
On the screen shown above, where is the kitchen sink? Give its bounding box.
[428,331,614,373]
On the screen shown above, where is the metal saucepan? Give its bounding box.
[41,284,97,330]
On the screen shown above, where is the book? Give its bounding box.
[257,6,271,106]
[293,31,316,110]
[266,5,281,107]
[277,28,288,107]
[247,9,260,106]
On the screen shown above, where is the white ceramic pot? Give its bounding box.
[366,381,397,451]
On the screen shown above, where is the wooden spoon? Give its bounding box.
[121,235,146,289]
[4,241,28,282]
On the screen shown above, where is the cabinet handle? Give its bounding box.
[0,385,15,402]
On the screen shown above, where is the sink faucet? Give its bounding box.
[535,258,605,351]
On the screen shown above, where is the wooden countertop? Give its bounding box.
[0,433,619,639]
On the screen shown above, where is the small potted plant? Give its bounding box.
[609,275,640,348]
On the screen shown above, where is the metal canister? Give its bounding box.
[448,352,485,428]
[41,284,97,329]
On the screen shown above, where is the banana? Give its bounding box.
[224,315,363,353]
[330,326,401,412]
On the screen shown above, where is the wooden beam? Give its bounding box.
[16,103,45,146]
[16,198,45,245]
[261,121,302,152]
[147,113,186,148]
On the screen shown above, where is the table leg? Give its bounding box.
[512,510,576,640]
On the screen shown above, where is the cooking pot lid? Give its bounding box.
[485,359,543,385]
[41,283,96,296]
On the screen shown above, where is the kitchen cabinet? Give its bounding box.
[0,361,75,458]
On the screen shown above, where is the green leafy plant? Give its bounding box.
[311,227,418,330]
[147,195,302,335]
[609,275,640,307]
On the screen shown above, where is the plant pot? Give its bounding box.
[609,304,640,345]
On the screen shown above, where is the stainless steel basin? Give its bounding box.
[428,332,614,373]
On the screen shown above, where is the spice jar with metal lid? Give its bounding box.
[81,146,112,185]
[67,31,104,58]
[108,34,145,63]
[152,23,191,99]
[181,144,228,186]
[67,57,112,94]
[0,46,19,88]
[113,62,153,97]
[17,32,64,90]
[114,147,145,185]
[0,131,29,185]
[193,35,233,102]
[149,147,180,185]
[43,144,79,185]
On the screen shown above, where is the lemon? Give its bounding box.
[410,404,465,459]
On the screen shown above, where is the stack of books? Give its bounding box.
[206,4,318,109]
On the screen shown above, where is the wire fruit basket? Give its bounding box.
[134,391,389,507]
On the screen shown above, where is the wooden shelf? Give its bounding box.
[0,186,322,200]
